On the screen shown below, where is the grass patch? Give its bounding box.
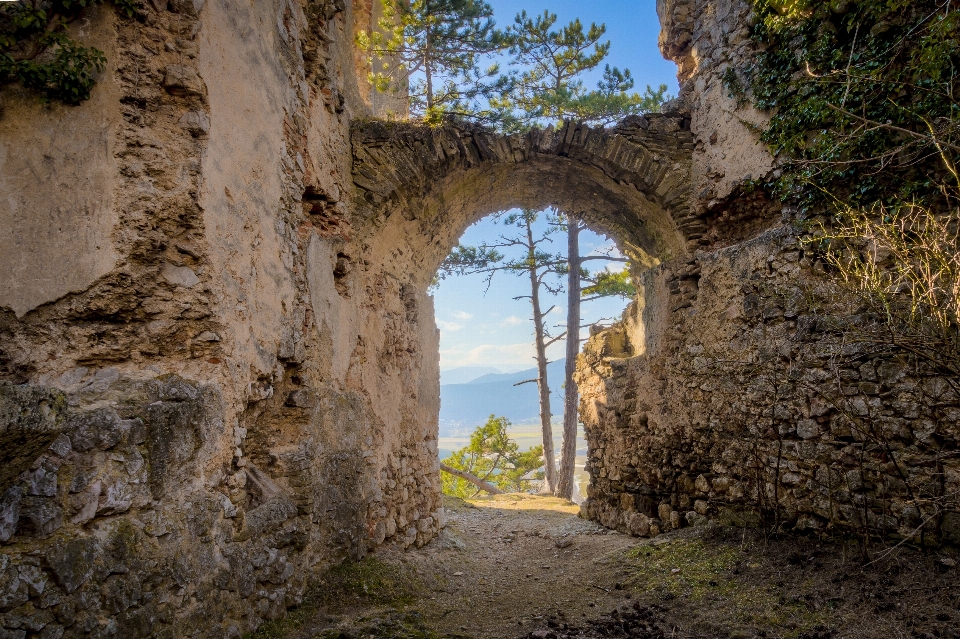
[245,593,322,639]
[623,537,833,638]
[318,557,418,610]
[624,538,740,600]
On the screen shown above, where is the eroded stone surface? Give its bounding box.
[0,1,444,636]
[0,8,121,319]
[0,383,68,490]
[0,0,956,638]
[577,0,960,545]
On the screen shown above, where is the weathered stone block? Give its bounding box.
[68,408,124,452]
[0,487,22,543]
[169,0,206,16]
[16,497,63,538]
[285,389,317,409]
[942,511,960,545]
[162,65,205,96]
[627,512,651,536]
[796,419,820,440]
[144,389,205,499]
[0,556,27,612]
[160,262,201,288]
[0,383,68,490]
[46,537,100,594]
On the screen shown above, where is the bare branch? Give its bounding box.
[824,102,960,153]
[544,331,568,347]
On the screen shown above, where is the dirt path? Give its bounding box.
[253,494,960,639]
[397,494,638,637]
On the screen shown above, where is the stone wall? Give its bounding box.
[0,2,442,637]
[578,0,960,545]
[1,0,957,636]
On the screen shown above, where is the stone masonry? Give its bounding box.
[0,2,443,637]
[577,0,960,545]
[1,0,957,638]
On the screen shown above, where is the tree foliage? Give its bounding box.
[581,267,635,302]
[731,0,960,366]
[732,0,959,212]
[0,0,139,103]
[356,0,509,122]
[436,209,566,293]
[441,415,544,498]
[556,67,670,127]
[491,10,671,130]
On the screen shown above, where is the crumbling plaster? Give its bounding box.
[0,8,122,318]
[0,1,442,637]
[1,0,956,637]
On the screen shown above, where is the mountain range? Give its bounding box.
[438,359,567,436]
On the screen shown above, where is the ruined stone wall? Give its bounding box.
[0,2,442,638]
[579,0,960,544]
[1,0,957,635]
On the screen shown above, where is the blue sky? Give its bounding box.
[432,0,678,373]
[483,0,678,94]
[435,213,637,372]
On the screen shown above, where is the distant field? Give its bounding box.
[438,423,590,495]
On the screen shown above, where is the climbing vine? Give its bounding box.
[730,0,959,212]
[0,0,139,104]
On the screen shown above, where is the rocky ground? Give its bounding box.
[249,494,960,639]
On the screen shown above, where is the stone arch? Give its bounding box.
[332,116,700,515]
[349,114,700,289]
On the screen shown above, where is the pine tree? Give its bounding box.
[438,209,566,493]
[560,66,672,126]
[441,415,544,497]
[492,10,673,130]
[553,216,631,501]
[356,0,509,122]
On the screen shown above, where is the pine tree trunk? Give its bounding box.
[525,218,557,493]
[556,220,581,500]
[424,42,433,109]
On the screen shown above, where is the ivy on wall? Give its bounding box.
[729,0,959,212]
[0,0,139,104]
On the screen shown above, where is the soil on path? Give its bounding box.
[252,494,960,639]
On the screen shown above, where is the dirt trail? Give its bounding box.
[254,494,960,639]
[402,494,638,637]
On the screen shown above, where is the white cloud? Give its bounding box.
[440,342,536,371]
[502,315,525,326]
[451,311,473,320]
[587,240,623,258]
[436,321,462,332]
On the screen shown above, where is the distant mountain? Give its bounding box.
[439,359,566,436]
[440,366,503,386]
